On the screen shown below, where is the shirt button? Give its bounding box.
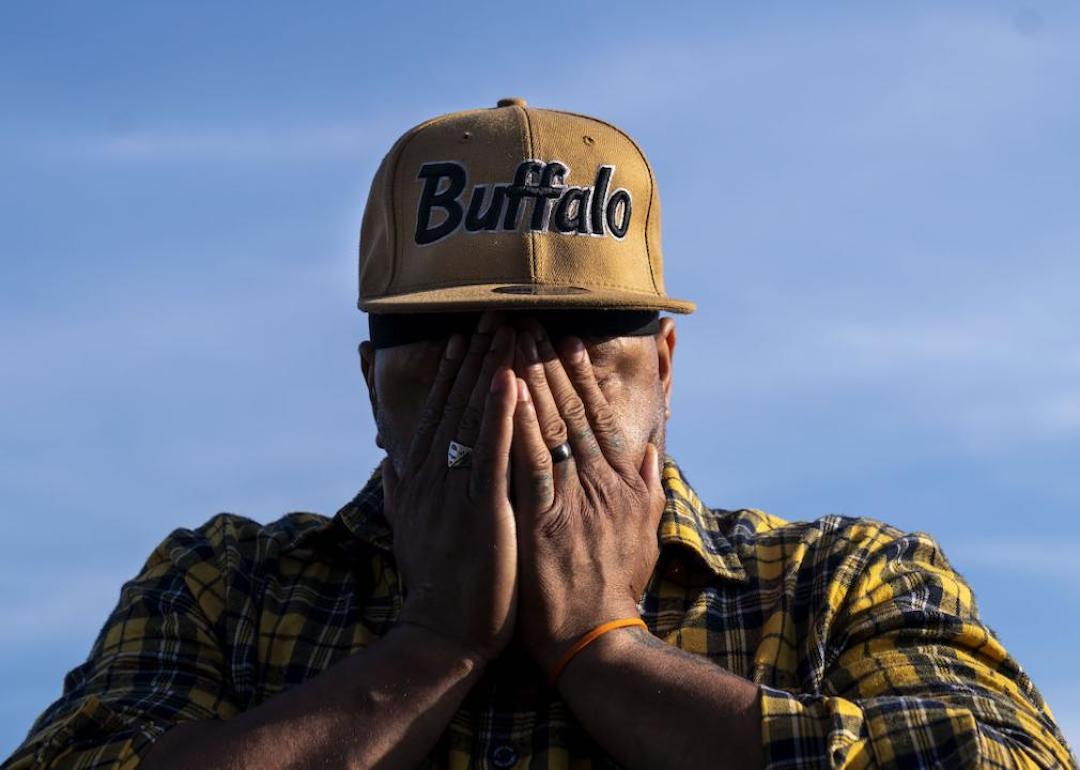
[490,744,518,768]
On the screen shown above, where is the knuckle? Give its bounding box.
[416,403,441,431]
[469,439,500,475]
[429,367,460,397]
[566,357,590,380]
[435,356,459,384]
[538,414,567,441]
[523,365,547,389]
[528,469,553,496]
[529,445,553,469]
[443,387,471,415]
[560,395,587,425]
[539,510,572,540]
[456,404,482,438]
[570,428,603,459]
[590,403,619,434]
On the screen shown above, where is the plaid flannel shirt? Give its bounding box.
[4,456,1075,769]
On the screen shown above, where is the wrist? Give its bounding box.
[390,619,492,675]
[544,616,648,688]
[532,598,642,660]
[552,623,649,696]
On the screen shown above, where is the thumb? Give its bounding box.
[380,456,398,529]
[640,443,665,524]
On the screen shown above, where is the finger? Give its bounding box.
[454,324,516,448]
[510,376,556,516]
[640,442,666,529]
[431,311,503,459]
[467,366,517,504]
[405,333,468,473]
[528,320,606,474]
[557,334,637,478]
[514,325,574,490]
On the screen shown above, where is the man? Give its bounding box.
[4,98,1075,770]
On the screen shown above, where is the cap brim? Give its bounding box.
[359,283,696,314]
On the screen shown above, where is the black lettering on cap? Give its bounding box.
[552,187,591,234]
[529,161,568,231]
[465,184,508,232]
[415,162,466,245]
[589,165,613,236]
[411,160,631,243]
[605,189,632,239]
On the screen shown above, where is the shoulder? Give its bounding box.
[719,507,960,587]
[144,510,335,575]
[722,506,908,548]
[661,458,954,585]
[129,510,340,626]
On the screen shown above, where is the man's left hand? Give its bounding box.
[508,320,666,677]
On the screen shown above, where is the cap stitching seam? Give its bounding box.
[543,108,661,295]
[520,106,538,282]
[360,275,682,295]
[385,113,469,295]
[364,113,473,301]
[363,298,693,312]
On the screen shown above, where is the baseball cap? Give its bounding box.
[357,97,695,315]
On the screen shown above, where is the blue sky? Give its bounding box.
[2,0,1078,757]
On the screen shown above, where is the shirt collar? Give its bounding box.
[333,454,746,584]
[655,455,747,583]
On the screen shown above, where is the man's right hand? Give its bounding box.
[381,311,520,665]
[139,314,522,770]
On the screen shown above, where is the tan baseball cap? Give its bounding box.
[358,97,695,314]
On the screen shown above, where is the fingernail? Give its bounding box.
[489,367,506,393]
[489,325,511,352]
[446,334,466,360]
[521,335,539,364]
[565,337,585,363]
[517,379,530,402]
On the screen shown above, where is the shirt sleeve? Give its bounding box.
[759,529,1078,769]
[3,521,241,769]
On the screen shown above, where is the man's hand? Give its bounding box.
[509,319,666,676]
[383,312,520,665]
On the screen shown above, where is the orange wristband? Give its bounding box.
[547,617,648,687]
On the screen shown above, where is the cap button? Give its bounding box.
[496,97,527,108]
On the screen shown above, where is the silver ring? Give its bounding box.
[447,440,473,469]
[549,441,572,464]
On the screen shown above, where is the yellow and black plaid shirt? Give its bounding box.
[5,456,1076,769]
